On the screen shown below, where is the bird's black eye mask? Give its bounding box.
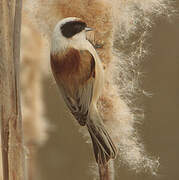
[61,21,87,38]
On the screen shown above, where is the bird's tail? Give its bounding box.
[87,118,117,165]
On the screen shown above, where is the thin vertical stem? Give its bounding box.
[0,0,25,179]
[98,163,110,180]
[98,160,115,180]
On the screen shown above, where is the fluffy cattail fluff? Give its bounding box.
[21,13,49,147]
[20,10,50,179]
[25,0,174,176]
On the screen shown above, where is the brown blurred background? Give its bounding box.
[35,9,179,180]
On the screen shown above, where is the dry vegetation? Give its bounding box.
[26,0,174,176]
[0,0,25,179]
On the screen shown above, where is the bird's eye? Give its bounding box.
[74,24,83,32]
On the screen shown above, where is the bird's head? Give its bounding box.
[51,17,93,54]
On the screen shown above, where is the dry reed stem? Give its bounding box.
[98,160,115,180]
[0,0,26,179]
[98,163,110,180]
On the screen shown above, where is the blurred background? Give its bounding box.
[35,13,179,180]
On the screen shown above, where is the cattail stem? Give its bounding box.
[98,163,110,180]
[98,160,115,180]
[0,0,26,179]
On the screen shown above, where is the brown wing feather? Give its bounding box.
[51,48,95,126]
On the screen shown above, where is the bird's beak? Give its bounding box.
[85,27,93,31]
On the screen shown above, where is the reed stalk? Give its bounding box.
[0,0,26,179]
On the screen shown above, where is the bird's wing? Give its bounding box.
[51,49,95,126]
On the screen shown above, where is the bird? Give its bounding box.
[50,17,117,165]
